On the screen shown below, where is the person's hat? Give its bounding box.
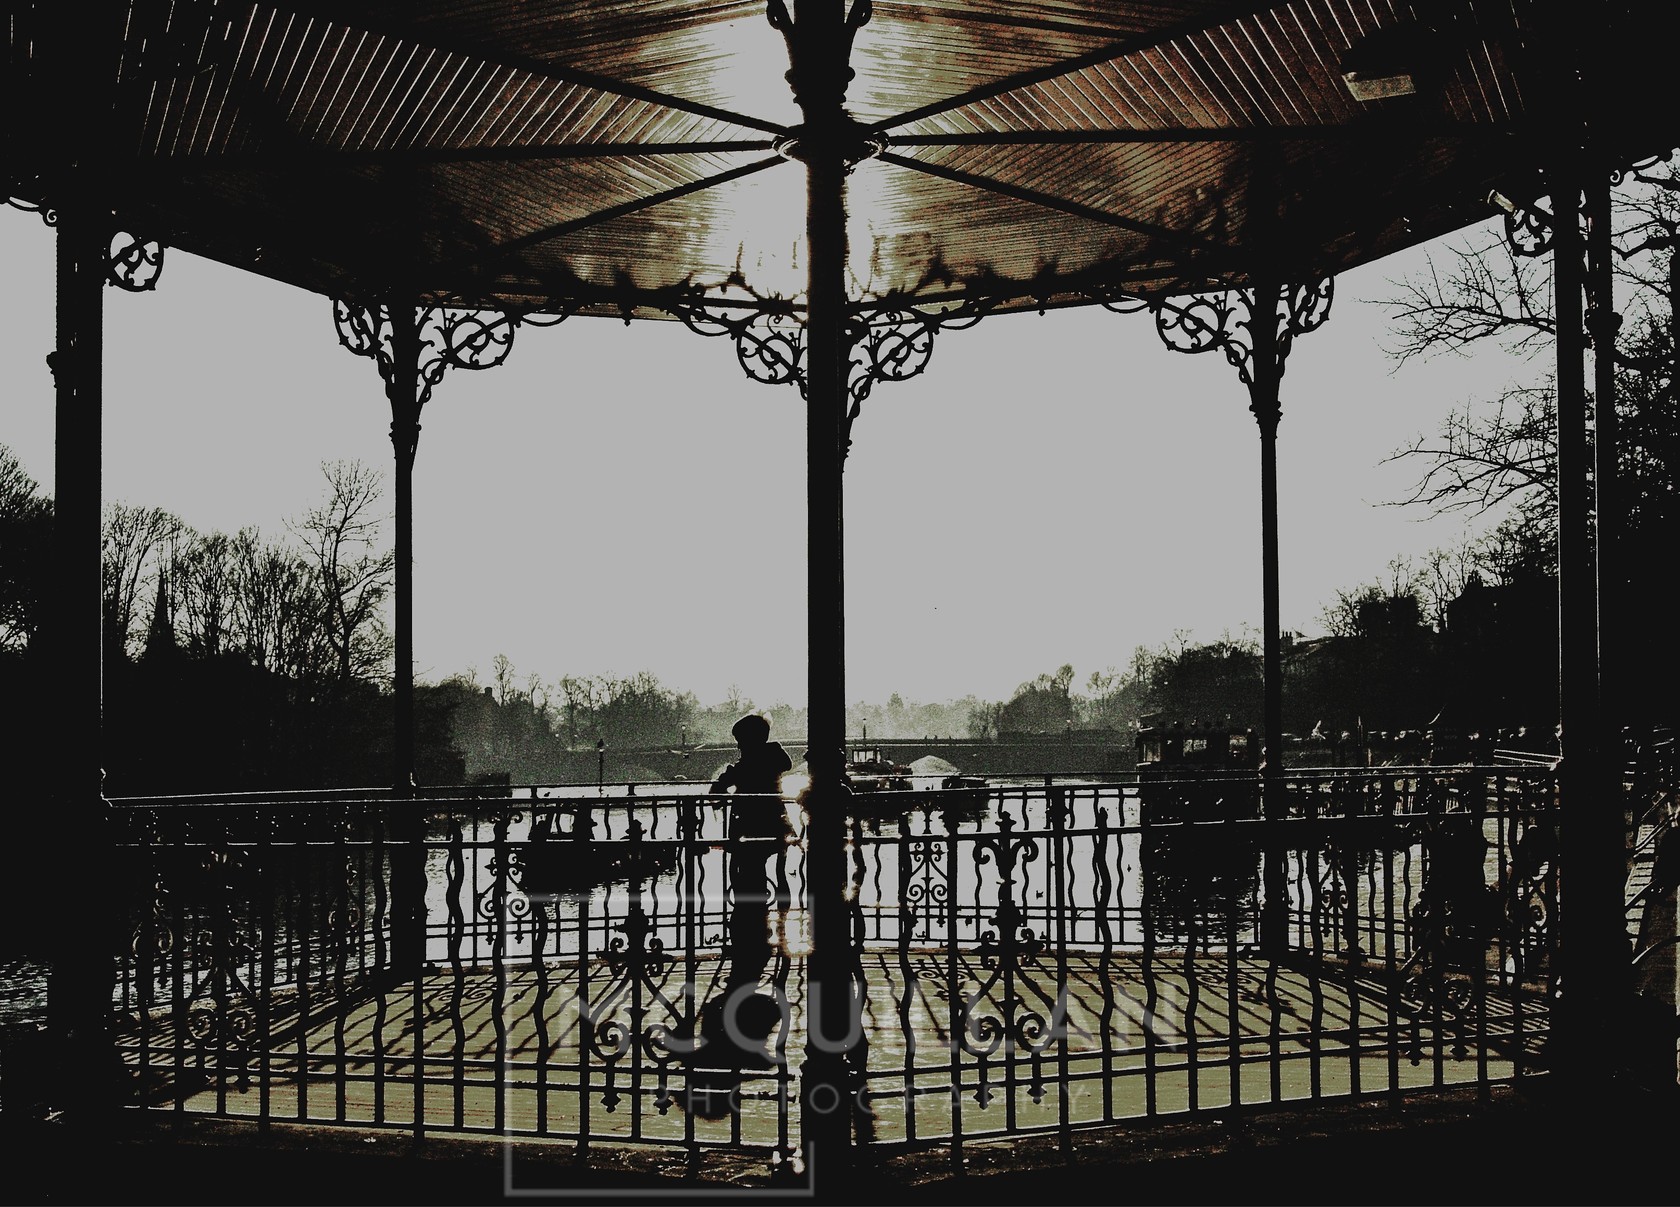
[731,713,771,743]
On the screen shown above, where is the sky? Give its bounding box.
[1,206,1537,710]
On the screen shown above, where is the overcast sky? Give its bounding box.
[2,207,1537,709]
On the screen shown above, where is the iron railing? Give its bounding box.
[102,767,1564,1173]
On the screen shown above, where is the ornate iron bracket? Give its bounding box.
[332,300,566,408]
[1492,152,1677,261]
[1613,150,1677,188]
[6,186,165,290]
[667,290,999,459]
[4,189,57,227]
[842,298,996,450]
[108,231,166,292]
[1095,277,1334,392]
[1487,189,1555,258]
[671,301,808,394]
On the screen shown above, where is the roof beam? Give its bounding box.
[876,149,1225,261]
[887,123,1518,147]
[263,2,791,138]
[870,0,1291,134]
[131,139,780,166]
[430,152,790,280]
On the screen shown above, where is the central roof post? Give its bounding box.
[774,0,870,1178]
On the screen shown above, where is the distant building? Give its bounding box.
[1441,572,1559,738]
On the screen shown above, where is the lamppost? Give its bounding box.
[597,737,605,795]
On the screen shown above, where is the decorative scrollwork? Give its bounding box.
[737,311,807,386]
[1155,289,1247,364]
[841,295,998,453]
[1503,205,1553,258]
[855,310,935,386]
[664,289,1000,458]
[1487,191,1555,258]
[589,1015,635,1063]
[108,232,166,291]
[332,300,562,407]
[1612,150,1674,187]
[436,309,517,370]
[672,301,806,389]
[4,186,56,226]
[475,850,533,926]
[187,997,258,1053]
[559,821,694,1089]
[1093,277,1333,391]
[959,808,1058,1074]
[1283,277,1335,346]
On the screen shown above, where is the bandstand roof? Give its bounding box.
[2,1,1667,321]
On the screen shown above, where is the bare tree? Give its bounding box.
[1412,543,1484,631]
[232,527,330,684]
[1380,155,1680,550]
[492,653,517,704]
[0,446,52,653]
[557,674,606,747]
[292,460,395,689]
[102,502,185,659]
[1383,383,1557,526]
[1319,559,1426,640]
[173,529,239,658]
[1380,234,1556,365]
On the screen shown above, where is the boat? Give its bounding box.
[516,807,680,898]
[1134,716,1261,824]
[844,746,916,794]
[1133,716,1262,937]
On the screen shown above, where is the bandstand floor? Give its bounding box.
[116,947,1546,1154]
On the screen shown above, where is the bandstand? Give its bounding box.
[4,1,1675,1195]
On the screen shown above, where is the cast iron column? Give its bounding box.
[42,1,126,1118]
[385,300,426,977]
[1245,274,1289,956]
[47,178,123,1117]
[778,0,862,1182]
[1135,274,1329,954]
[1585,167,1623,806]
[386,301,422,799]
[1551,148,1622,1078]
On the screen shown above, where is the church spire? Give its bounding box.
[142,563,175,662]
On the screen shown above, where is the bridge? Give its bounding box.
[567,736,1135,785]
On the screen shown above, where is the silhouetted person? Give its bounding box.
[710,712,793,988]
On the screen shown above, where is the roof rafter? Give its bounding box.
[869,0,1292,134]
[262,1,793,139]
[877,149,1225,261]
[430,151,791,281]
